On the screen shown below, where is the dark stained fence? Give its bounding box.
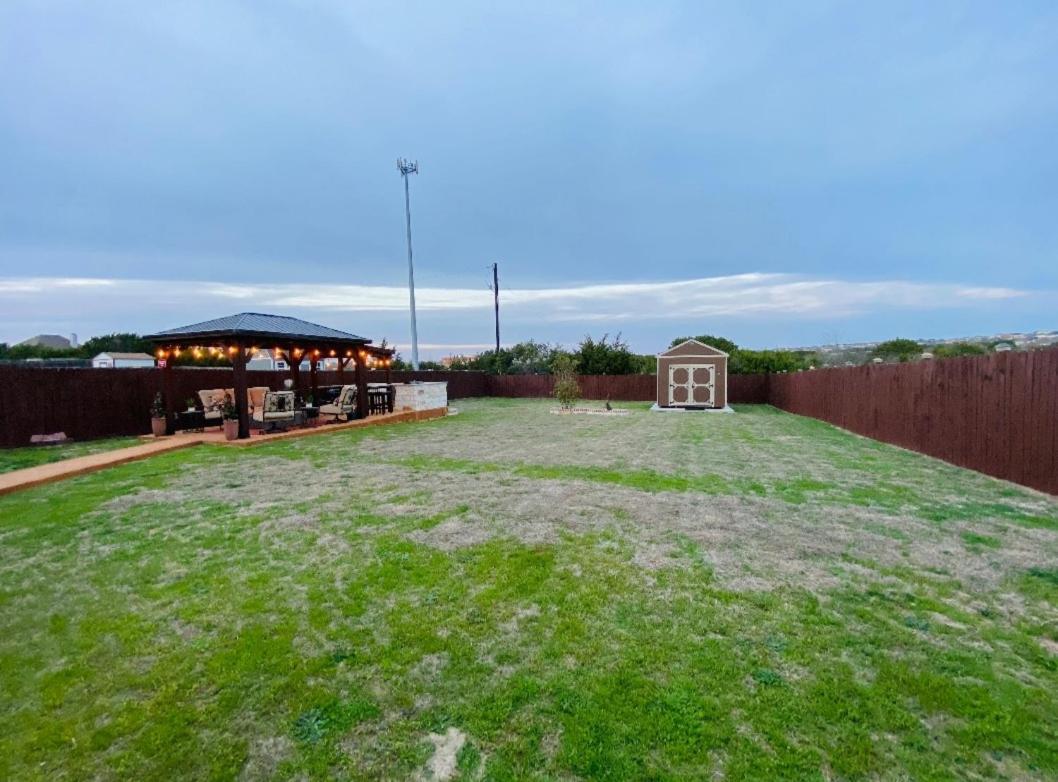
[767,349,1058,495]
[486,374,658,401]
[486,373,771,403]
[0,367,488,447]
[3,354,1055,495]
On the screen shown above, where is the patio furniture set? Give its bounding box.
[178,383,396,434]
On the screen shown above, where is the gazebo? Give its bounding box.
[144,313,394,439]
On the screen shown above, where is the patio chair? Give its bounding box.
[319,384,357,421]
[247,386,270,415]
[197,388,233,426]
[252,390,296,432]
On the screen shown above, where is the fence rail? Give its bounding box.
[1,351,1055,494]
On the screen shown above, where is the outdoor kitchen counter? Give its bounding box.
[391,381,448,412]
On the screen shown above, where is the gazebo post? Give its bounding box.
[309,351,319,406]
[232,342,250,439]
[354,352,367,419]
[163,346,176,435]
[338,356,346,384]
[289,347,301,403]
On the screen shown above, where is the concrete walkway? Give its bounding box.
[0,407,446,497]
[0,438,202,497]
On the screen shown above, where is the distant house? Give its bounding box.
[17,334,72,349]
[247,349,326,372]
[92,352,156,368]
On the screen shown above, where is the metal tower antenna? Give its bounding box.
[397,158,420,370]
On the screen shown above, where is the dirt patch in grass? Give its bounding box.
[95,438,1058,601]
[420,727,467,781]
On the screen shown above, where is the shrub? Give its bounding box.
[551,354,581,409]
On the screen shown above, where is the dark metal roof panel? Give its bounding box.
[145,313,368,342]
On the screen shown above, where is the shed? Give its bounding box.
[92,352,156,368]
[656,339,728,409]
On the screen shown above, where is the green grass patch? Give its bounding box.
[0,436,140,474]
[1,399,1057,779]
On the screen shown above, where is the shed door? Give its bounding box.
[668,364,715,406]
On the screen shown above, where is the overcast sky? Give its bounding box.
[1,2,1055,355]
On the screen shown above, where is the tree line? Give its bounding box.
[392,333,817,375]
[3,330,1012,374]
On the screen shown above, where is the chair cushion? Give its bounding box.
[264,391,295,414]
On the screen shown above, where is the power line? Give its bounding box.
[397,158,420,370]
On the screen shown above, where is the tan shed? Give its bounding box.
[656,339,728,409]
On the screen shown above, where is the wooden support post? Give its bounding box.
[309,352,319,406]
[337,356,346,384]
[354,353,367,419]
[289,347,301,402]
[163,348,176,435]
[233,342,250,439]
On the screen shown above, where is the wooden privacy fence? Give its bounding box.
[1,352,1054,494]
[0,367,486,447]
[485,373,770,403]
[767,350,1058,496]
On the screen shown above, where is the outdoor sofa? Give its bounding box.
[197,387,270,424]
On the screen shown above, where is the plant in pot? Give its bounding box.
[220,393,239,440]
[185,397,197,412]
[150,392,167,437]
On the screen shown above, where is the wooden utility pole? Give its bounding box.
[492,262,500,355]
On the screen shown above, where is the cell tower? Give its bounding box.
[397,158,420,370]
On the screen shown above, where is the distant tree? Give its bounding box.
[932,342,987,358]
[669,334,739,355]
[77,333,151,357]
[551,354,581,409]
[871,338,922,362]
[730,349,814,374]
[574,334,639,375]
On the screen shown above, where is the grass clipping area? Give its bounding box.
[1,399,1057,780]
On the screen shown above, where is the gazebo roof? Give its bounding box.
[145,312,372,346]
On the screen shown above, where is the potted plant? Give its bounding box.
[220,393,239,441]
[150,392,167,437]
[185,397,197,412]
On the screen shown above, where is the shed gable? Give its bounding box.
[659,339,729,358]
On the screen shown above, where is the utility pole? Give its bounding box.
[397,158,420,369]
[491,262,500,355]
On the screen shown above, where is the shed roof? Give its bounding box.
[144,313,369,344]
[95,352,155,360]
[658,339,730,358]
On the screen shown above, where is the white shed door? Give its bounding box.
[668,364,715,406]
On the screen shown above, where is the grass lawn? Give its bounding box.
[0,436,140,475]
[1,399,1057,780]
